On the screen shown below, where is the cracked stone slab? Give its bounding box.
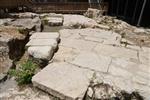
[60,39,97,51]
[28,46,54,60]
[32,62,93,100]
[53,46,79,62]
[108,58,150,86]
[26,39,57,49]
[59,28,120,40]
[94,44,138,61]
[30,32,60,41]
[70,51,112,72]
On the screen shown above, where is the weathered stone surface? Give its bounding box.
[48,17,63,26]
[108,58,150,86]
[30,32,60,41]
[32,17,42,32]
[63,15,97,28]
[86,83,119,100]
[9,12,39,18]
[0,18,13,26]
[95,24,110,30]
[10,18,35,30]
[84,8,104,18]
[134,28,146,33]
[26,39,57,49]
[84,37,104,43]
[10,17,41,31]
[60,39,97,51]
[32,62,93,100]
[0,27,27,81]
[94,44,138,61]
[28,46,54,60]
[59,28,121,45]
[70,51,111,72]
[0,84,53,100]
[40,13,63,19]
[53,46,79,62]
[139,48,150,65]
[100,73,150,100]
[0,47,13,81]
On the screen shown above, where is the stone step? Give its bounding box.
[26,39,57,49]
[32,62,93,100]
[30,32,60,41]
[28,46,54,60]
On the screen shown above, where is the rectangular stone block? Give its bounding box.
[30,32,60,41]
[26,39,57,49]
[32,62,93,100]
[28,46,53,60]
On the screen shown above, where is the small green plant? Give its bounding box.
[17,28,29,35]
[9,60,37,85]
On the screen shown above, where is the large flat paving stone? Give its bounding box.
[60,39,97,51]
[26,39,57,49]
[30,32,60,41]
[108,58,150,86]
[53,46,79,62]
[94,44,138,61]
[32,62,93,100]
[59,28,121,45]
[70,51,112,72]
[28,46,54,60]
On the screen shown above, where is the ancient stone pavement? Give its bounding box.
[31,28,150,100]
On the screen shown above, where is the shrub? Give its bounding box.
[9,60,37,85]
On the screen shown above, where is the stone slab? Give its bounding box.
[26,39,57,49]
[70,51,112,72]
[94,44,138,61]
[53,46,79,62]
[60,39,97,51]
[139,49,150,66]
[32,62,93,100]
[28,46,54,60]
[30,32,60,41]
[108,58,150,86]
